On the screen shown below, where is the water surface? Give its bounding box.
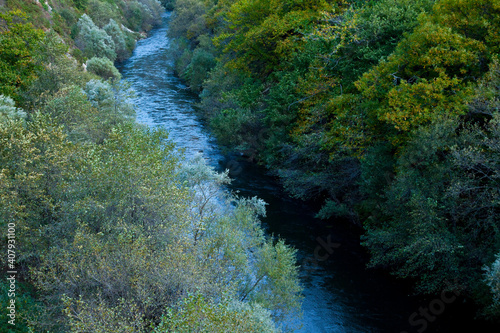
[118,12,499,333]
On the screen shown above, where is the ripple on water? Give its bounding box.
[115,11,452,333]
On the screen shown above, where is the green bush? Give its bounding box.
[86,57,121,80]
[0,280,41,333]
[185,47,216,92]
[155,294,279,333]
[75,14,116,61]
[86,0,121,27]
[0,95,26,122]
[104,19,131,61]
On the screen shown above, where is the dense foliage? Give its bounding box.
[168,0,500,321]
[0,1,301,332]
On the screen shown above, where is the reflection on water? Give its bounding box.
[118,12,499,333]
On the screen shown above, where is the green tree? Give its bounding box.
[84,79,135,121]
[42,85,108,143]
[22,29,94,110]
[168,0,208,43]
[0,10,44,102]
[154,294,279,333]
[356,0,500,143]
[16,125,302,330]
[0,113,76,270]
[363,61,500,302]
[0,95,26,122]
[214,0,333,77]
[104,19,131,62]
[86,0,121,27]
[75,14,116,61]
[86,57,122,80]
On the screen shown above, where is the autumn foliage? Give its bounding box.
[168,0,500,320]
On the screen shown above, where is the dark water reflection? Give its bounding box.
[118,12,499,333]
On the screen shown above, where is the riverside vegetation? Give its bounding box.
[167,0,500,324]
[0,1,302,332]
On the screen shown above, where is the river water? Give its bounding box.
[117,12,498,333]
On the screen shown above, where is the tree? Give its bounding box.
[0,10,44,102]
[213,0,333,77]
[0,95,26,122]
[22,29,94,110]
[362,60,500,300]
[123,0,163,32]
[86,57,122,80]
[484,253,500,318]
[154,294,279,333]
[42,85,107,143]
[356,0,500,143]
[86,0,121,27]
[168,0,208,43]
[0,113,76,271]
[293,0,436,153]
[24,127,301,331]
[84,79,135,121]
[177,155,302,326]
[75,14,116,61]
[104,19,131,62]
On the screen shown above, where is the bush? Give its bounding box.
[86,0,121,27]
[0,95,26,122]
[104,19,131,62]
[75,14,116,61]
[185,47,216,92]
[86,57,121,80]
[155,294,279,333]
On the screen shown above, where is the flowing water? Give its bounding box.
[117,12,499,333]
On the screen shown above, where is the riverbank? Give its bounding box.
[165,0,500,324]
[118,12,500,332]
[0,5,301,332]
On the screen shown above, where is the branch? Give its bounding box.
[240,274,265,302]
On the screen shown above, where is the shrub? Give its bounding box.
[75,14,116,61]
[154,294,279,333]
[0,95,26,122]
[185,47,216,92]
[104,19,131,62]
[86,57,121,80]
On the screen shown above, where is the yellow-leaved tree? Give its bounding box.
[356,0,500,144]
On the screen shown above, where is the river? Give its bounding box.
[117,12,498,333]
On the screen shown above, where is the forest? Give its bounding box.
[0,0,301,332]
[1,0,500,331]
[167,0,500,324]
